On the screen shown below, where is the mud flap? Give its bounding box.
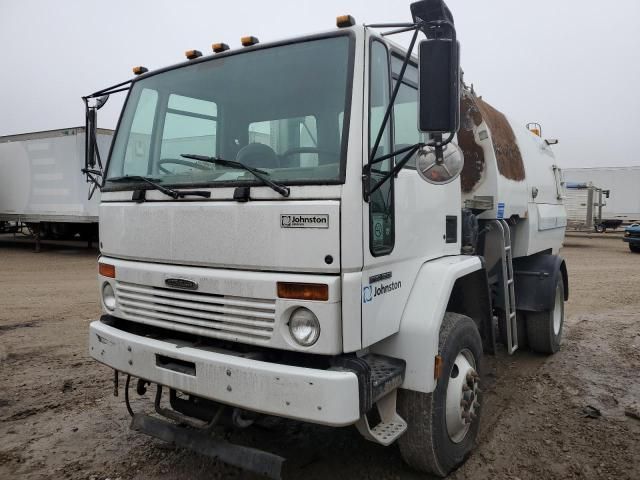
[130,413,285,479]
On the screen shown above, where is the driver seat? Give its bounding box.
[236,143,279,169]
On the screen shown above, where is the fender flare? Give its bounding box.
[371,255,484,394]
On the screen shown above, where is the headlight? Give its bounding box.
[288,308,320,347]
[102,282,116,311]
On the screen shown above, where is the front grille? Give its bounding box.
[115,281,276,343]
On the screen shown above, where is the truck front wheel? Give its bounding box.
[397,313,483,477]
[526,278,565,354]
[630,244,640,253]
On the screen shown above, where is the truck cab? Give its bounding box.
[85,3,568,477]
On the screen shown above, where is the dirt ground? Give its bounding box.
[1,233,639,480]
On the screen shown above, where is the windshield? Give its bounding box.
[105,35,353,189]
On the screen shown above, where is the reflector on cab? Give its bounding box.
[132,66,148,75]
[185,49,203,60]
[212,42,230,53]
[336,15,356,28]
[241,36,259,47]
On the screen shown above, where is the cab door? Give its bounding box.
[361,38,462,348]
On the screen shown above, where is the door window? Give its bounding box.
[369,41,394,256]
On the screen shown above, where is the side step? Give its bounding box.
[355,389,407,446]
[131,413,285,479]
[331,354,408,446]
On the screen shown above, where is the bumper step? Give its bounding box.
[331,353,406,413]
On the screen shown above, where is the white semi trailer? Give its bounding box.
[564,166,640,224]
[84,2,568,477]
[0,127,112,247]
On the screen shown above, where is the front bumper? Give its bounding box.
[623,236,640,245]
[89,318,360,426]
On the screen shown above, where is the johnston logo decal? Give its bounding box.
[280,214,329,229]
[363,276,402,304]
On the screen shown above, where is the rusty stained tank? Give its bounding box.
[457,89,566,257]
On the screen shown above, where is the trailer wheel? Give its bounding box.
[595,224,606,233]
[630,244,640,253]
[397,313,483,477]
[526,278,565,354]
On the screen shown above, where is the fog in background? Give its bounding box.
[1,0,638,168]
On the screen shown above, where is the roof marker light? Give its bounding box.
[241,36,259,47]
[185,49,203,60]
[212,42,230,53]
[336,15,356,28]
[132,66,148,75]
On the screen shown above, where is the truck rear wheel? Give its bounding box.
[397,313,483,477]
[630,244,640,253]
[526,278,565,354]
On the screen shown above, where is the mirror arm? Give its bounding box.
[366,143,422,200]
[369,25,422,166]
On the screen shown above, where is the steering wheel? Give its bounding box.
[157,158,212,174]
[280,147,337,158]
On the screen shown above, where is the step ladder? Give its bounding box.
[493,219,518,354]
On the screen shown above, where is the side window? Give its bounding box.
[369,41,394,256]
[123,88,157,176]
[392,56,420,169]
[159,95,217,174]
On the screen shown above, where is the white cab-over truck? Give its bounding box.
[84,1,568,477]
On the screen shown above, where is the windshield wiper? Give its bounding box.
[180,154,290,198]
[107,175,211,199]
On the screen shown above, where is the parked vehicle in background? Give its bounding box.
[564,182,623,233]
[624,224,640,253]
[0,127,112,249]
[563,167,640,224]
[82,1,569,477]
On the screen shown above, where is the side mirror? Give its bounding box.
[418,37,460,134]
[85,107,97,169]
[84,95,109,170]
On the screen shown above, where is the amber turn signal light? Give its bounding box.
[212,42,230,53]
[99,262,116,279]
[185,49,203,60]
[241,36,259,47]
[277,282,329,301]
[336,15,356,28]
[132,66,148,75]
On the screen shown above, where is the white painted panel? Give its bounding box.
[100,200,341,273]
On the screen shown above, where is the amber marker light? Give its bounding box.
[185,49,203,60]
[132,66,148,75]
[212,42,230,53]
[336,15,356,28]
[99,262,116,278]
[277,282,329,301]
[434,355,443,379]
[241,36,259,47]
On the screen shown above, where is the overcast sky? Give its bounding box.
[1,0,639,168]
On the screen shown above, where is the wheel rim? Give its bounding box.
[553,283,563,335]
[445,349,479,444]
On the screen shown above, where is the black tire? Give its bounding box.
[497,310,528,350]
[397,313,483,477]
[526,278,565,354]
[595,224,605,233]
[630,244,640,253]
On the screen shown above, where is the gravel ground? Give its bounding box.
[1,233,639,479]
